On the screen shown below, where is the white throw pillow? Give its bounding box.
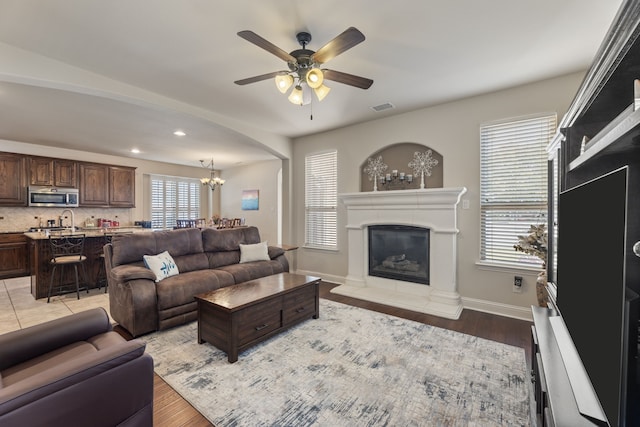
[143,251,179,282]
[239,241,270,263]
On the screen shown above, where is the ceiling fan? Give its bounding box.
[234,27,373,105]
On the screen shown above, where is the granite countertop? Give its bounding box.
[24,226,152,240]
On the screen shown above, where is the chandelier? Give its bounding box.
[199,159,225,191]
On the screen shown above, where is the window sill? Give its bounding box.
[475,260,543,274]
[302,245,339,252]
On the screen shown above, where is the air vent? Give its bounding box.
[371,102,395,112]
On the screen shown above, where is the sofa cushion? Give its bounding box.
[0,332,127,388]
[155,269,235,310]
[207,250,240,268]
[217,260,286,283]
[155,228,203,257]
[173,253,209,274]
[143,251,179,282]
[111,232,158,266]
[111,228,203,267]
[1,342,97,387]
[202,226,261,252]
[239,241,269,263]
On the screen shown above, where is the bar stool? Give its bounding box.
[95,233,114,292]
[47,233,89,303]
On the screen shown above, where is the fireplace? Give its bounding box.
[368,225,429,285]
[334,187,467,319]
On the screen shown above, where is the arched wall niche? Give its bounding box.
[359,142,443,192]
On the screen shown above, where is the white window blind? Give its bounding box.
[150,175,201,229]
[480,114,555,267]
[305,151,337,250]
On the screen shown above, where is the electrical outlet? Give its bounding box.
[513,276,523,293]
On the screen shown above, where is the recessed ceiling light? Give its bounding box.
[173,130,186,137]
[131,148,140,154]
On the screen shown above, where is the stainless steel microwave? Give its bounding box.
[28,186,79,207]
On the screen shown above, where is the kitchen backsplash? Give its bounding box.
[0,207,134,232]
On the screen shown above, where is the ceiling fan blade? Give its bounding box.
[312,27,366,64]
[234,71,286,85]
[237,30,296,63]
[323,69,373,89]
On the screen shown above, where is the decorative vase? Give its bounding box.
[536,269,548,307]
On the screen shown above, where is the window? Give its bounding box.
[305,150,337,250]
[150,174,201,229]
[480,114,556,267]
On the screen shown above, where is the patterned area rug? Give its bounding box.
[143,299,530,426]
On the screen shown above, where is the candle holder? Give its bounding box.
[378,169,413,190]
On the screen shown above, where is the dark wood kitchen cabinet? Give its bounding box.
[109,166,135,207]
[79,162,135,207]
[29,157,77,187]
[0,233,29,279]
[79,162,109,206]
[0,153,27,206]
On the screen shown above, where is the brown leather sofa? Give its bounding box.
[0,307,153,427]
[105,226,289,337]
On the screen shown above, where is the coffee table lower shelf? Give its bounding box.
[195,273,321,363]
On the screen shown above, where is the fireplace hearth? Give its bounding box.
[368,225,429,285]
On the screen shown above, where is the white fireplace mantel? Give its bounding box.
[332,187,467,319]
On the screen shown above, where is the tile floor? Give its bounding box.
[0,275,111,335]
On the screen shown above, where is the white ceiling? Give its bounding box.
[0,0,623,170]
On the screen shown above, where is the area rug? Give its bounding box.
[142,299,530,426]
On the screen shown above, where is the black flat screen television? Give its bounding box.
[558,166,633,427]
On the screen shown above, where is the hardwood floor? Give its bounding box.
[150,281,533,427]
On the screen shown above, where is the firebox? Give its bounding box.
[368,225,429,285]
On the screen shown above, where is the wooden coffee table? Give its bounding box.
[195,272,321,363]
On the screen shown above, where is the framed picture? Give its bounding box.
[241,189,259,210]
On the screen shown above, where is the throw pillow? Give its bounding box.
[239,241,270,263]
[143,251,179,282]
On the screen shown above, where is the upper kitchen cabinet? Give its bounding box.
[79,162,109,206]
[0,153,27,206]
[109,166,135,207]
[79,162,135,208]
[29,157,77,187]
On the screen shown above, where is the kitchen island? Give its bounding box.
[25,227,151,300]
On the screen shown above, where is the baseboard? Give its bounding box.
[462,296,533,322]
[295,269,533,322]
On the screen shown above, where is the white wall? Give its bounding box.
[291,72,585,319]
[219,159,282,245]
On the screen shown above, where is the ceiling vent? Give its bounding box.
[371,102,395,112]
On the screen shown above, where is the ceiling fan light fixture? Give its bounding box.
[274,74,293,94]
[314,84,331,102]
[306,68,324,89]
[236,27,373,107]
[288,85,304,105]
